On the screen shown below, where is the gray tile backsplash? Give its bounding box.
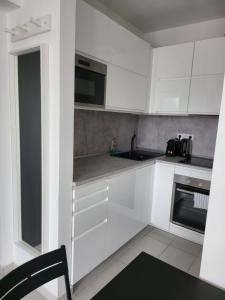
[74,110,218,159]
[74,110,138,157]
[137,115,218,158]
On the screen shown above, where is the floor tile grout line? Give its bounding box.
[158,238,175,258]
[170,243,202,258]
[187,256,200,273]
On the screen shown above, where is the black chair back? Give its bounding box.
[0,245,72,300]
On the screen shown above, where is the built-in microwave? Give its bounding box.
[75,54,107,107]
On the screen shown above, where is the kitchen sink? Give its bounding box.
[112,150,163,161]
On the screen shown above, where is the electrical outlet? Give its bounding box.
[177,133,194,140]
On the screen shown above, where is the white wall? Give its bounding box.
[200,76,225,289]
[4,0,76,298]
[145,17,225,47]
[0,11,14,268]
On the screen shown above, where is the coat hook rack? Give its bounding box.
[5,14,51,42]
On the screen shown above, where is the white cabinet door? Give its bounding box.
[106,64,148,112]
[107,166,154,256]
[151,163,175,231]
[192,37,225,76]
[150,43,194,114]
[188,76,224,114]
[76,0,150,76]
[154,78,190,113]
[155,43,194,78]
[72,220,108,283]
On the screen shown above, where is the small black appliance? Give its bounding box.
[180,136,192,158]
[166,138,181,156]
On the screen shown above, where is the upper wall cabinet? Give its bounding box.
[76,0,150,77]
[106,64,148,112]
[150,37,225,115]
[192,37,225,76]
[150,43,194,114]
[188,76,224,114]
[155,43,194,78]
[188,37,225,114]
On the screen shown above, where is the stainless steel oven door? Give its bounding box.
[171,175,210,234]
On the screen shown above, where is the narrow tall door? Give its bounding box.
[18,50,42,248]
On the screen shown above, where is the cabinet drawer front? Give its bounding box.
[76,180,108,199]
[73,220,107,283]
[154,78,190,113]
[188,76,224,114]
[74,201,108,237]
[75,189,108,213]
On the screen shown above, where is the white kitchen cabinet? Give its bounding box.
[192,37,225,76]
[150,37,225,115]
[76,0,150,76]
[106,64,148,112]
[72,181,109,283]
[107,165,154,256]
[154,78,190,113]
[72,164,154,284]
[188,76,224,114]
[155,43,194,78]
[150,43,194,114]
[151,163,175,231]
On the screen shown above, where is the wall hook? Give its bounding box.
[4,28,16,36]
[30,17,42,27]
[16,25,29,32]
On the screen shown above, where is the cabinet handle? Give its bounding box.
[176,188,194,195]
[72,218,108,241]
[74,198,108,216]
[76,186,109,202]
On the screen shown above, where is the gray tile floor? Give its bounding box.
[73,226,202,300]
[4,226,202,300]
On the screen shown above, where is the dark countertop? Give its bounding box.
[73,153,213,186]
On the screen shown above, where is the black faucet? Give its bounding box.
[131,133,137,154]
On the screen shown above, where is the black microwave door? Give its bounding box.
[75,66,105,106]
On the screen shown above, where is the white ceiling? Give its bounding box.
[98,0,225,33]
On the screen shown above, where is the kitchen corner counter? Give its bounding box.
[73,154,213,186]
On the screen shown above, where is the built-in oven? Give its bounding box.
[171,175,211,234]
[75,54,107,107]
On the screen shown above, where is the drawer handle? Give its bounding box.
[74,198,108,216]
[72,218,108,241]
[76,187,109,202]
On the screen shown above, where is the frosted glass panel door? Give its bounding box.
[17,50,42,250]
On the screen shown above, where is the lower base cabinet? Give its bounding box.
[151,163,175,231]
[72,165,154,284]
[107,165,154,256]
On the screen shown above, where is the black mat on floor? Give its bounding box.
[92,252,225,300]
